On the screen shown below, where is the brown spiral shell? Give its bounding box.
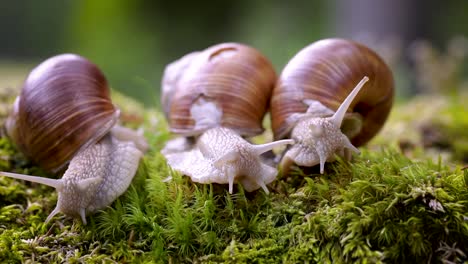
[162,43,277,137]
[271,38,394,146]
[8,54,119,172]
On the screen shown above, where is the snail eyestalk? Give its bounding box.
[252,139,295,155]
[331,76,369,128]
[0,171,66,224]
[0,171,63,190]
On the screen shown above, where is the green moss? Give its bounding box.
[201,150,468,263]
[0,91,467,263]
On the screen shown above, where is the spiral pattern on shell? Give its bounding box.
[162,43,277,137]
[271,38,394,146]
[10,54,119,172]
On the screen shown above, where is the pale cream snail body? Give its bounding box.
[1,54,148,224]
[270,38,395,173]
[161,43,294,194]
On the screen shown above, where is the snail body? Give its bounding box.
[166,127,292,193]
[162,43,293,193]
[2,134,141,224]
[1,54,147,224]
[271,39,394,173]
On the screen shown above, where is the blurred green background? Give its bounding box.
[1,0,467,106]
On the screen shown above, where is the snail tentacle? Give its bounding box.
[330,76,369,127]
[80,208,87,225]
[45,206,61,224]
[253,139,295,155]
[0,171,63,190]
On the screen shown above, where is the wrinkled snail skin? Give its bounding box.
[0,54,148,224]
[164,127,293,194]
[271,39,394,173]
[161,43,294,193]
[1,134,142,224]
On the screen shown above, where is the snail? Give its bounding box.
[270,38,394,173]
[1,54,148,224]
[161,43,294,194]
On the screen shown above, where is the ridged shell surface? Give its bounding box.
[163,43,277,137]
[13,54,118,171]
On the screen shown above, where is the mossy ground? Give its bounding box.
[0,89,467,263]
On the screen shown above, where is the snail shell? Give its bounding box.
[162,42,277,137]
[5,54,119,172]
[271,38,394,146]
